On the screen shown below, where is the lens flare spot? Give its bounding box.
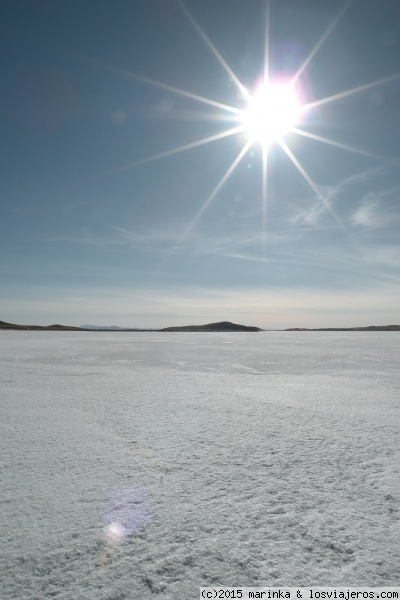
[105,522,125,540]
[104,485,153,538]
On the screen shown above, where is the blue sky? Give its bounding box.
[1,0,400,328]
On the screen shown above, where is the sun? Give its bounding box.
[241,81,303,148]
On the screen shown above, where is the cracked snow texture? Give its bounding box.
[0,332,399,599]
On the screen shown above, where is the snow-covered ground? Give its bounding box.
[1,331,399,599]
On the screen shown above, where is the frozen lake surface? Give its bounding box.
[1,331,399,598]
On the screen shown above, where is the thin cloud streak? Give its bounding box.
[44,224,400,286]
[214,248,400,285]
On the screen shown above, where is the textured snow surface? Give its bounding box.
[1,332,399,599]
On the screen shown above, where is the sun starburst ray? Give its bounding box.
[291,127,399,165]
[43,41,242,116]
[279,139,354,243]
[291,0,354,86]
[304,72,400,111]
[120,69,242,115]
[262,147,268,233]
[87,0,388,263]
[261,0,270,240]
[182,140,253,238]
[263,0,271,84]
[177,0,250,100]
[261,146,269,256]
[105,126,244,176]
[147,141,253,282]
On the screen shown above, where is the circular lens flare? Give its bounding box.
[242,82,302,147]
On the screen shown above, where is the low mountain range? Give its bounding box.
[0,320,85,331]
[0,320,261,332]
[1,320,399,332]
[285,325,400,331]
[0,321,150,331]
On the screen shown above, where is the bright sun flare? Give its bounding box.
[241,82,303,147]
[113,0,397,241]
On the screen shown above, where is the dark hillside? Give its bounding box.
[160,321,262,332]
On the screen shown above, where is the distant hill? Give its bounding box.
[0,320,85,331]
[285,325,400,331]
[0,321,154,331]
[160,321,263,332]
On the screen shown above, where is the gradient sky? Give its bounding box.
[1,0,400,328]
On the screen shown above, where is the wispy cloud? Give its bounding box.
[46,224,298,255]
[352,187,400,229]
[46,227,153,248]
[362,245,400,269]
[289,200,328,228]
[352,200,380,228]
[41,216,400,285]
[288,164,400,232]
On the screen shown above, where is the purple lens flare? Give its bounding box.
[104,485,153,540]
